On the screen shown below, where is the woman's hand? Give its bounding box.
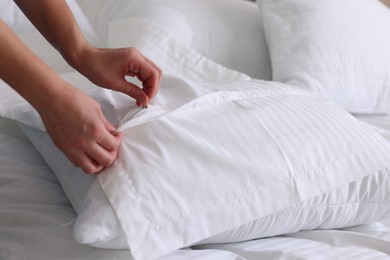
[38,83,122,174]
[75,46,163,107]
[4,1,162,174]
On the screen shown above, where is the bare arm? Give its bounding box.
[0,19,121,174]
[0,19,68,115]
[2,0,161,173]
[381,0,390,8]
[13,0,86,67]
[14,0,162,107]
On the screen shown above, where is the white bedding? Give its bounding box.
[1,0,390,259]
[1,115,390,260]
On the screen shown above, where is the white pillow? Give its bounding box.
[77,0,271,79]
[0,0,103,130]
[0,0,100,38]
[17,33,75,74]
[0,0,102,74]
[259,0,390,114]
[16,31,102,74]
[19,76,390,260]
[0,0,35,34]
[9,19,390,260]
[19,92,390,249]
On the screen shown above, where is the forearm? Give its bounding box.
[381,0,390,8]
[0,20,69,112]
[13,0,162,107]
[13,0,89,70]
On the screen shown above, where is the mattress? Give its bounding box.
[1,114,390,260]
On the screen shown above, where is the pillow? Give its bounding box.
[17,32,75,74]
[19,111,390,248]
[16,31,101,74]
[10,18,390,260]
[0,0,35,34]
[0,0,102,74]
[199,169,390,245]
[0,0,100,40]
[77,0,271,80]
[259,0,390,114]
[19,77,390,260]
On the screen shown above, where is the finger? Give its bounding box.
[144,56,163,82]
[87,142,117,168]
[101,116,117,134]
[132,63,160,100]
[85,161,104,174]
[83,156,105,174]
[98,128,122,152]
[104,124,116,135]
[141,73,160,100]
[113,78,149,107]
[68,150,104,174]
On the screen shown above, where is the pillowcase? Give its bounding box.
[0,0,103,133]
[19,76,390,260]
[77,0,271,79]
[0,0,35,34]
[19,87,390,250]
[0,0,100,39]
[0,0,102,74]
[10,18,390,260]
[259,0,390,114]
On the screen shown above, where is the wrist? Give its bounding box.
[31,78,72,115]
[69,46,106,87]
[62,40,92,72]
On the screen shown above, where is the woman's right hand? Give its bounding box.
[38,83,122,174]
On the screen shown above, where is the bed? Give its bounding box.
[1,0,390,259]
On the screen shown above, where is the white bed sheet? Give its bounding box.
[1,114,390,260]
[1,1,390,258]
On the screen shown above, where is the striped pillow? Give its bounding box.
[20,78,390,260]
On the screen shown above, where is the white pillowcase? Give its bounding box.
[77,0,271,79]
[1,0,99,38]
[16,118,390,250]
[0,0,102,74]
[0,0,102,127]
[18,79,390,257]
[259,0,390,114]
[7,17,390,260]
[92,80,390,260]
[0,0,35,34]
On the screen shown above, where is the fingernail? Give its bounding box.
[136,101,148,108]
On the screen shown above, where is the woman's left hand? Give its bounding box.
[74,46,163,107]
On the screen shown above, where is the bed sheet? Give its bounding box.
[1,1,390,258]
[1,114,390,260]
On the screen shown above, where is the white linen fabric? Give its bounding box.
[3,115,390,260]
[20,118,390,252]
[77,0,271,79]
[10,18,390,260]
[18,32,74,73]
[259,0,390,114]
[0,0,102,75]
[0,117,135,260]
[3,2,390,260]
[0,0,35,34]
[0,0,99,39]
[91,79,390,260]
[199,170,390,245]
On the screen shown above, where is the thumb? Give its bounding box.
[100,113,116,133]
